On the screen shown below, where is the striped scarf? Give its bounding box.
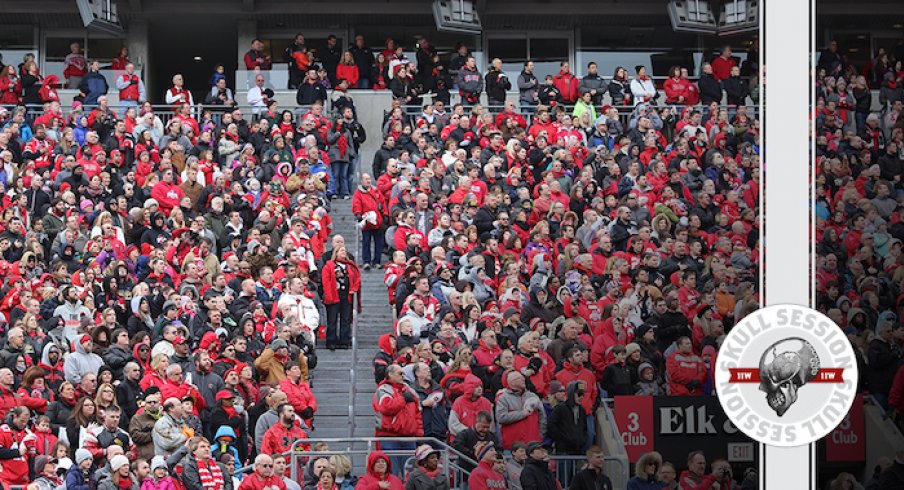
[196,459,225,490]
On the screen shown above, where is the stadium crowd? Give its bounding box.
[0,34,771,490]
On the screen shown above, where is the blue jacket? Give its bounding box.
[65,464,96,490]
[212,425,241,467]
[626,476,663,490]
[80,71,109,106]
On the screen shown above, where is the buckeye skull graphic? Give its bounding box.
[758,338,820,417]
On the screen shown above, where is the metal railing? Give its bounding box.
[349,290,359,438]
[278,437,478,485]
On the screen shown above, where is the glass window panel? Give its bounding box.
[488,38,528,63]
[529,38,568,62]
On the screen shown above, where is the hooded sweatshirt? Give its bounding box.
[63,336,104,384]
[355,452,403,490]
[449,376,493,435]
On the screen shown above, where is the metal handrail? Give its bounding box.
[280,436,479,483]
[349,290,359,438]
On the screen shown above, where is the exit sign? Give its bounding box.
[728,442,755,462]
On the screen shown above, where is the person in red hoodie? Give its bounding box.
[472,328,502,380]
[372,364,423,474]
[150,168,184,216]
[279,363,316,426]
[0,406,36,487]
[468,441,507,490]
[238,454,287,490]
[321,246,361,350]
[552,61,580,104]
[449,375,493,436]
[664,66,693,106]
[356,451,404,490]
[666,337,707,395]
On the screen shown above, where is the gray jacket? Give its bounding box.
[97,475,140,490]
[495,388,547,437]
[456,66,484,96]
[327,124,358,163]
[405,466,451,490]
[518,70,539,103]
[153,413,187,456]
[63,339,104,384]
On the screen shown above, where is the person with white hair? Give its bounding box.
[237,454,286,490]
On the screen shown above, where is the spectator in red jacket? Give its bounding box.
[666,337,707,395]
[260,403,308,456]
[677,450,722,490]
[150,168,184,216]
[352,173,386,269]
[279,363,316,425]
[372,364,422,475]
[356,451,404,490]
[243,39,272,71]
[553,61,580,104]
[664,66,694,106]
[335,51,360,88]
[0,406,36,486]
[321,246,361,350]
[238,454,287,490]
[710,46,737,82]
[0,367,21,419]
[468,441,507,490]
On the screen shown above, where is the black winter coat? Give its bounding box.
[868,338,903,397]
[296,82,327,106]
[520,458,559,490]
[698,74,722,105]
[549,399,588,455]
[568,468,613,490]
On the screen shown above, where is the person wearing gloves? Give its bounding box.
[352,173,386,270]
[665,337,707,395]
[468,441,507,490]
[116,63,145,108]
[496,370,546,450]
[0,406,37,487]
[279,363,317,427]
[97,454,139,490]
[485,58,511,108]
[405,445,449,490]
[629,65,657,106]
[456,57,483,105]
[372,364,423,475]
[65,448,99,490]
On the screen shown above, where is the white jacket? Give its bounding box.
[630,77,657,105]
[277,293,321,332]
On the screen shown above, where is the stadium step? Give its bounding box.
[311,197,392,446]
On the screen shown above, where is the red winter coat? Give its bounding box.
[552,71,580,103]
[468,460,508,490]
[150,181,184,215]
[664,77,694,104]
[260,420,308,456]
[356,452,404,490]
[237,471,287,490]
[0,385,19,419]
[0,76,21,105]
[0,422,35,485]
[352,186,385,230]
[336,64,360,88]
[321,259,361,305]
[666,351,707,395]
[373,380,423,437]
[450,377,493,429]
[279,377,317,426]
[513,351,553,397]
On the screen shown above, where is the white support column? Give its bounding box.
[764,0,813,488]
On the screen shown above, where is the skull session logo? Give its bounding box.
[715,305,858,447]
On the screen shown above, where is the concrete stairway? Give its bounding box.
[311,197,391,444]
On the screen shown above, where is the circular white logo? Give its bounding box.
[714,304,858,447]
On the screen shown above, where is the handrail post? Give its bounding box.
[348,290,359,439]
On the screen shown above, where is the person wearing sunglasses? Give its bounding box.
[238,454,286,490]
